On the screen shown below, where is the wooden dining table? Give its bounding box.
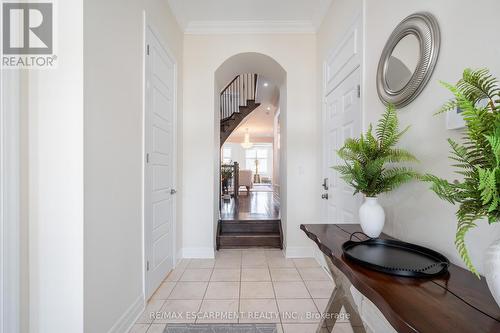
[300,224,500,333]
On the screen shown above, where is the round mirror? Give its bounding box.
[386,34,420,92]
[377,12,440,108]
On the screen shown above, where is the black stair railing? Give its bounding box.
[220,73,258,121]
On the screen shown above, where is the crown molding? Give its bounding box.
[312,0,334,30]
[184,20,316,35]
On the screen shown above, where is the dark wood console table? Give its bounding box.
[300,224,500,333]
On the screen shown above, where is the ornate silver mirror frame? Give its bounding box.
[377,12,440,108]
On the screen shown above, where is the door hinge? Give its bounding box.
[146,153,150,163]
[357,85,361,98]
[146,261,150,271]
[146,44,150,55]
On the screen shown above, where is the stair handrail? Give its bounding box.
[221,75,240,94]
[220,73,257,121]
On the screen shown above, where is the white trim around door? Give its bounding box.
[0,66,21,333]
[143,15,178,301]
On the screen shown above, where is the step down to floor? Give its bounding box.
[220,219,280,234]
[217,219,283,249]
[218,232,281,249]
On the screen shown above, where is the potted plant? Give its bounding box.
[333,105,419,238]
[425,69,500,305]
[221,164,234,197]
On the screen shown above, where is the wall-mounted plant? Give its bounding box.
[333,105,419,237]
[425,69,500,278]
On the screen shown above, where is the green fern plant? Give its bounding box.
[425,68,500,277]
[333,105,419,197]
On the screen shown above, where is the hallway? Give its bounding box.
[130,250,350,333]
[8,1,500,332]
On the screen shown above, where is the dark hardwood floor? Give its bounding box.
[220,191,280,221]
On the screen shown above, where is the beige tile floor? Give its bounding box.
[130,249,354,333]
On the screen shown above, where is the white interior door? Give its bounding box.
[322,68,362,223]
[145,26,176,299]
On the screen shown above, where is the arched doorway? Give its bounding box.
[214,53,287,250]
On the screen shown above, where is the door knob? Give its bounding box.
[322,178,329,191]
[321,193,329,200]
[170,189,177,195]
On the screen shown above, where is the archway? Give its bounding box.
[213,52,287,250]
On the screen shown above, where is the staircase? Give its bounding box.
[220,73,260,146]
[217,219,283,249]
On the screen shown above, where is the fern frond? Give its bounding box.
[333,105,418,197]
[379,167,419,192]
[459,68,500,106]
[437,97,458,115]
[477,167,500,212]
[485,130,500,166]
[385,148,418,163]
[376,104,396,138]
[455,216,479,277]
[423,174,460,204]
[428,68,500,277]
[381,125,410,150]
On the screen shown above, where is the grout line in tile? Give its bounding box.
[269,265,283,330]
[237,250,243,323]
[304,280,321,313]
[165,281,177,300]
[195,267,214,323]
[164,251,327,329]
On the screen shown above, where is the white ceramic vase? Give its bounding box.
[359,197,385,238]
[484,238,500,308]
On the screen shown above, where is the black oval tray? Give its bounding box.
[342,232,450,278]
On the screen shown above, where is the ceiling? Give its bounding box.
[227,104,277,143]
[167,0,332,32]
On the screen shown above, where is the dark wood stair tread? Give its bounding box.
[219,219,280,234]
[218,231,282,249]
[219,232,280,237]
[221,219,280,223]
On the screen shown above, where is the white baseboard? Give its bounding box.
[285,246,315,258]
[181,247,215,259]
[107,294,144,333]
[174,247,183,265]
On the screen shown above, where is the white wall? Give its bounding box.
[362,0,500,274]
[2,71,31,333]
[19,72,29,333]
[1,65,21,333]
[27,1,84,332]
[83,1,183,332]
[183,34,318,257]
[273,110,281,191]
